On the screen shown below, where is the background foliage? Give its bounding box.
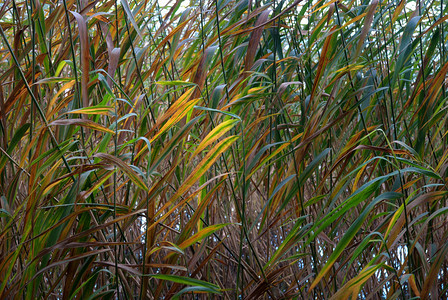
[1,0,448,298]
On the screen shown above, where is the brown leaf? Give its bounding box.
[71,11,90,108]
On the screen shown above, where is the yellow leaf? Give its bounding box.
[190,119,239,160]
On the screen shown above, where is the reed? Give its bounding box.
[0,0,447,298]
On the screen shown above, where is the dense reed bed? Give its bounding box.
[1,0,447,298]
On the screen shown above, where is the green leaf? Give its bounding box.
[0,123,30,171]
[155,80,196,87]
[309,192,401,290]
[151,274,220,291]
[120,0,142,38]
